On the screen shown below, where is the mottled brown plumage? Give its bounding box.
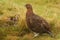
[25,4,54,37]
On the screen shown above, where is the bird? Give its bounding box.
[7,15,19,26]
[25,4,54,38]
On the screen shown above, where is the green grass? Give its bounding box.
[0,0,60,40]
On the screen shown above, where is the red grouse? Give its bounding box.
[25,4,54,38]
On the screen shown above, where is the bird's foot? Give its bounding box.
[33,33,39,38]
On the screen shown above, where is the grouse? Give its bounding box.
[25,4,54,38]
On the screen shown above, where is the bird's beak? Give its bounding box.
[25,4,27,7]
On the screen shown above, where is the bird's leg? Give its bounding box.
[33,32,39,38]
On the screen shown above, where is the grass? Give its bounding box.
[0,0,60,40]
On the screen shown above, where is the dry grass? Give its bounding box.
[0,0,60,40]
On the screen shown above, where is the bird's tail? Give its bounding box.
[47,31,54,38]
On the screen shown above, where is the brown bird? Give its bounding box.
[25,4,54,38]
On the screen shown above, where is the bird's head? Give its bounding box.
[25,4,32,9]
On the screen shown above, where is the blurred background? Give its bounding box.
[0,0,60,40]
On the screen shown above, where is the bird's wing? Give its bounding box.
[30,14,51,30]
